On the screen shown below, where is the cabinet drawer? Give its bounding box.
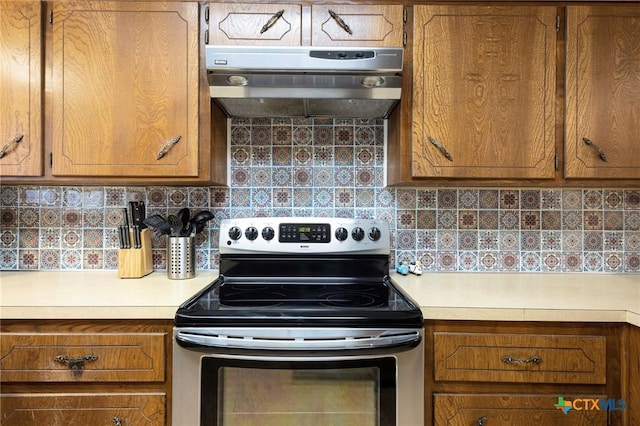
[0,393,165,426]
[434,394,608,426]
[0,332,165,383]
[434,332,606,384]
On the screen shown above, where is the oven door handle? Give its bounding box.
[175,327,421,352]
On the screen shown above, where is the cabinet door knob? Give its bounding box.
[113,417,123,426]
[476,416,487,425]
[0,135,24,159]
[582,138,608,162]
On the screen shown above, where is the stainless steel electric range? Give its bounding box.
[172,217,424,426]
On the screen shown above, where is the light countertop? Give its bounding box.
[1,270,638,326]
[0,270,218,320]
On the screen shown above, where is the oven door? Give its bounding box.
[172,330,424,426]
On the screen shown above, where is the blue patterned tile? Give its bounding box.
[0,119,637,274]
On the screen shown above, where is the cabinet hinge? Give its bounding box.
[204,29,209,44]
[403,8,407,24]
[403,32,407,47]
[49,9,53,24]
[49,152,53,168]
[204,6,209,24]
[556,15,561,32]
[554,154,559,171]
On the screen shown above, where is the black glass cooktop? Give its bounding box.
[175,276,423,328]
[219,281,390,308]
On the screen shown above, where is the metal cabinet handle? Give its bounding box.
[476,416,487,426]
[53,354,98,370]
[260,10,284,34]
[0,135,24,159]
[113,417,123,426]
[501,354,542,364]
[156,136,181,160]
[582,138,607,162]
[328,10,352,35]
[428,137,453,161]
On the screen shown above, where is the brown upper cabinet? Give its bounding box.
[0,1,43,177]
[208,3,404,47]
[565,5,640,179]
[51,1,200,177]
[409,5,557,180]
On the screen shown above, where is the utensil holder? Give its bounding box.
[167,236,195,280]
[118,229,153,278]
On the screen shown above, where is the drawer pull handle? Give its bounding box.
[54,354,98,370]
[0,134,23,159]
[583,137,608,162]
[260,10,284,34]
[428,136,453,162]
[113,417,122,426]
[501,354,542,364]
[328,10,353,35]
[476,416,487,426]
[156,135,181,160]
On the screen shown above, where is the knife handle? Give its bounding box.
[133,225,141,249]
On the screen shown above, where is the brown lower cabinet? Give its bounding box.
[0,320,173,426]
[426,321,633,426]
[0,394,165,425]
[434,394,607,425]
[1,319,636,425]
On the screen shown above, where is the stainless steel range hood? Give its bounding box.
[206,46,403,118]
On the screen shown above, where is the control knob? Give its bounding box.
[368,227,381,241]
[335,227,348,241]
[262,226,275,241]
[245,226,258,241]
[351,227,365,241]
[228,226,242,241]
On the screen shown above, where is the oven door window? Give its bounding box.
[201,357,396,426]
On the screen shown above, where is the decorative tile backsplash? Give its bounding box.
[1,117,639,272]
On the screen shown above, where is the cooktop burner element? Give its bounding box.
[175,217,423,330]
[219,282,388,308]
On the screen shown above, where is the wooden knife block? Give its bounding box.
[118,229,153,278]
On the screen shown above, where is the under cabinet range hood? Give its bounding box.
[206,45,403,118]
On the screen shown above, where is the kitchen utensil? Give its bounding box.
[178,208,190,235]
[189,210,214,236]
[143,215,172,236]
[168,215,182,236]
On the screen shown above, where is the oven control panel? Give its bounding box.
[220,217,390,254]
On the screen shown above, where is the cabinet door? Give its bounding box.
[0,1,42,176]
[51,1,199,177]
[565,5,640,179]
[0,393,165,426]
[412,6,556,179]
[208,3,302,46]
[434,394,608,426]
[311,5,404,47]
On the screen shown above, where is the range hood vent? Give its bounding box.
[206,46,403,119]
